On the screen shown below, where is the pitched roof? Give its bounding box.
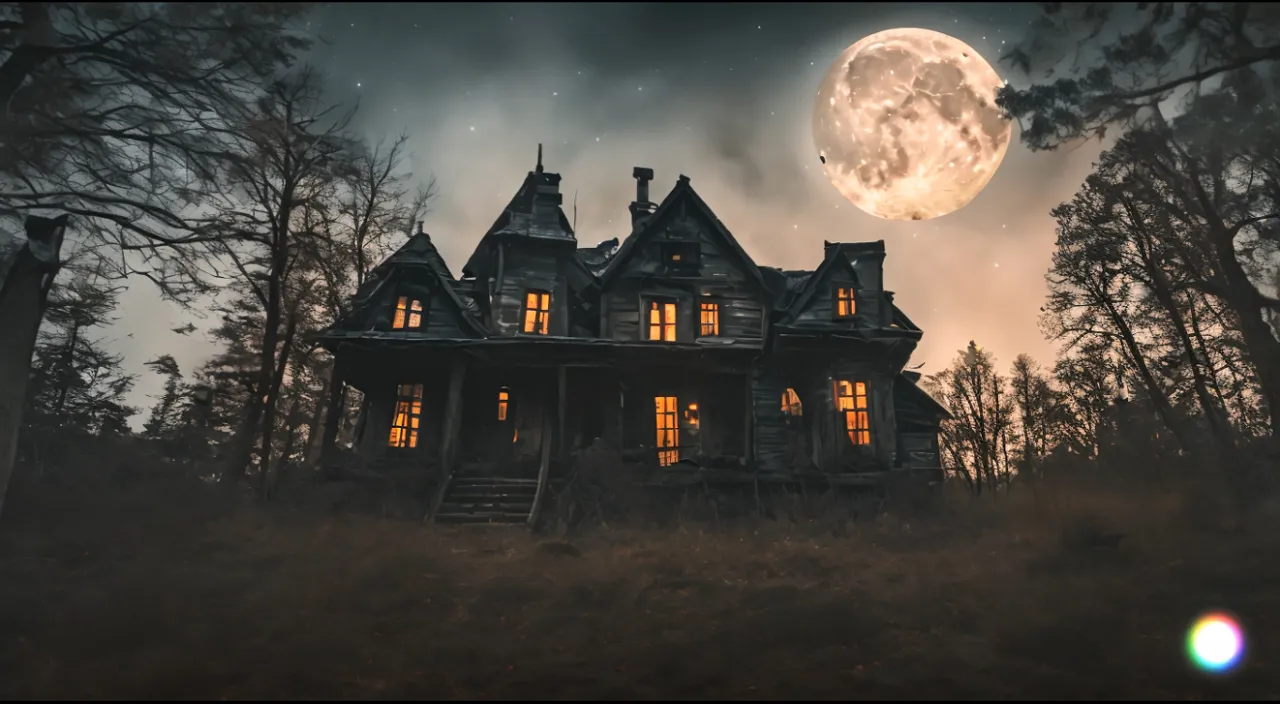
[895,372,953,420]
[462,147,576,277]
[345,230,486,336]
[779,242,878,324]
[598,175,767,291]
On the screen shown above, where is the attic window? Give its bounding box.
[833,287,856,318]
[781,388,803,417]
[393,296,424,329]
[834,380,871,446]
[522,290,551,334]
[388,383,423,449]
[662,242,701,272]
[646,299,677,342]
[699,301,719,337]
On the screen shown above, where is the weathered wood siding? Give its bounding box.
[491,240,573,337]
[898,432,940,470]
[601,204,766,342]
[751,365,789,472]
[367,269,472,338]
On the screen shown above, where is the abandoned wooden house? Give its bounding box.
[317,149,950,523]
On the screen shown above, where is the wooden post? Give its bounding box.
[743,371,754,464]
[557,366,568,461]
[439,355,467,481]
[528,376,556,529]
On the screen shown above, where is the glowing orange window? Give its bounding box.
[522,290,551,334]
[699,301,719,337]
[834,288,856,318]
[647,300,677,342]
[497,387,510,421]
[393,296,424,329]
[388,383,423,448]
[834,380,870,446]
[781,387,803,417]
[655,395,679,466]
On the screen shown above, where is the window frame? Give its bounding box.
[661,241,701,273]
[388,383,424,449]
[521,289,552,335]
[833,379,872,447]
[645,297,679,342]
[833,287,857,319]
[698,300,720,337]
[392,296,426,330]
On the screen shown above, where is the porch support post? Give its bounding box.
[439,354,468,480]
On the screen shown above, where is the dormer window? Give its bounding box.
[522,289,551,335]
[661,242,701,273]
[833,287,856,319]
[393,296,424,329]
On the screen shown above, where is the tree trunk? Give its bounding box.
[0,216,66,518]
[303,361,332,467]
[256,311,298,498]
[319,362,346,471]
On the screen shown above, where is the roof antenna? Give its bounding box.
[573,188,578,232]
[536,143,543,174]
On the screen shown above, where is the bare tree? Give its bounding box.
[1,3,317,299]
[205,67,354,492]
[925,342,1018,495]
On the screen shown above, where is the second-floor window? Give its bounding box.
[646,299,677,342]
[699,301,719,337]
[522,290,551,334]
[833,287,856,319]
[393,296,424,329]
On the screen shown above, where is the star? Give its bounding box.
[356,82,362,88]
[469,126,475,131]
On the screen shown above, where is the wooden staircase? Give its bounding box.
[432,476,539,525]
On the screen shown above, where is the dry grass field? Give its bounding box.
[1,447,1277,700]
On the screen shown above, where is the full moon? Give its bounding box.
[813,28,1012,221]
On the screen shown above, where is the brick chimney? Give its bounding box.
[629,166,656,230]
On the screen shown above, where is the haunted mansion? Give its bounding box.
[317,149,949,523]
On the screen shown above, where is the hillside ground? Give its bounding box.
[1,441,1277,699]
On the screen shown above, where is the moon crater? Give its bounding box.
[813,28,1012,221]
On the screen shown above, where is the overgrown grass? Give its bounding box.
[1,440,1277,699]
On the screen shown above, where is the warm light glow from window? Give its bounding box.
[497,387,509,421]
[648,300,677,342]
[522,290,551,334]
[781,387,803,417]
[655,395,679,466]
[684,402,700,430]
[834,287,856,318]
[393,296,424,329]
[388,383,423,448]
[699,301,719,337]
[834,380,870,445]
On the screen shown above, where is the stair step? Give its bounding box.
[440,501,533,511]
[451,480,538,488]
[435,512,529,523]
[448,489,536,498]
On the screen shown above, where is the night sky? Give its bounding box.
[116,2,1103,417]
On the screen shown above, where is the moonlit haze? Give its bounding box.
[813,28,1013,221]
[108,3,1100,424]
